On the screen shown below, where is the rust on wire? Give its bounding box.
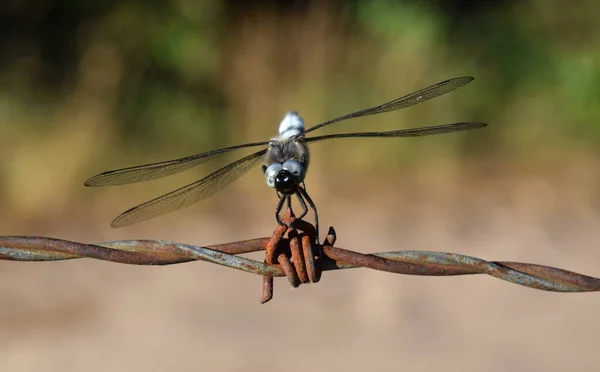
[0,209,599,302]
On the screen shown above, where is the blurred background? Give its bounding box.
[1,0,600,371]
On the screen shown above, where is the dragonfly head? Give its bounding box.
[264,160,305,195]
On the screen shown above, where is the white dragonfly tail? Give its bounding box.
[277,111,305,139]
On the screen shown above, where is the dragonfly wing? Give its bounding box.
[85,141,269,186]
[304,77,474,134]
[305,122,486,142]
[111,149,267,227]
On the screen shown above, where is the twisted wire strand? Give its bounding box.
[0,234,598,296]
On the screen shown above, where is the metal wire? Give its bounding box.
[0,210,598,303]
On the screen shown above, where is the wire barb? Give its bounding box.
[0,211,599,302]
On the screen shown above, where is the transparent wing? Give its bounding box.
[304,76,474,135]
[111,149,267,227]
[85,141,269,186]
[86,77,472,186]
[305,122,486,143]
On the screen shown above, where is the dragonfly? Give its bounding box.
[85,76,486,243]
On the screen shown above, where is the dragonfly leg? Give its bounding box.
[275,194,288,227]
[295,191,309,220]
[298,185,319,246]
[286,193,293,212]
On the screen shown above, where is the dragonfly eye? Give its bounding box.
[282,160,305,182]
[264,163,283,188]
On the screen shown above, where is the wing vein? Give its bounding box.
[304,76,474,135]
[85,141,269,186]
[111,149,267,227]
[306,122,486,142]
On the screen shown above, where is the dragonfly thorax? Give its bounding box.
[264,114,309,194]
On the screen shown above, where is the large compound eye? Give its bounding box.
[282,160,305,182]
[264,163,283,188]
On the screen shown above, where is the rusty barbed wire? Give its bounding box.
[0,209,599,303]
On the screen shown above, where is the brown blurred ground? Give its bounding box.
[1,161,600,372]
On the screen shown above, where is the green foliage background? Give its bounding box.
[0,0,598,222]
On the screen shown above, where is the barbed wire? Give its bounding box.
[0,210,598,303]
